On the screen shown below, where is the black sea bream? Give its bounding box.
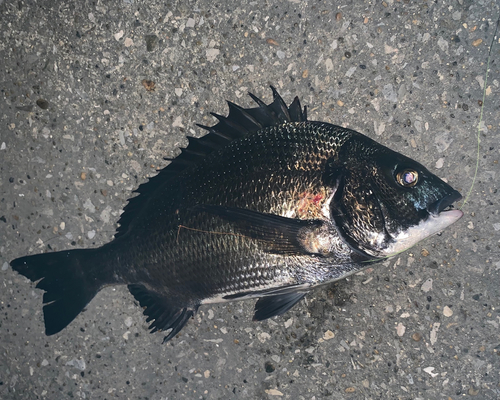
[11,87,463,342]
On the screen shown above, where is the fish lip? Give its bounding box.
[426,190,462,215]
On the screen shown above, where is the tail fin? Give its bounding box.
[10,249,105,335]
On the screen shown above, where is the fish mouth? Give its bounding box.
[426,189,462,215]
[375,190,463,258]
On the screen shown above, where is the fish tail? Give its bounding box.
[10,248,113,335]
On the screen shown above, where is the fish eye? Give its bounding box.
[396,169,419,187]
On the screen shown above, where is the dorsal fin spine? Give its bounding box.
[227,101,264,130]
[248,92,267,107]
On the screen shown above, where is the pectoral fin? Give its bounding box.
[194,204,325,256]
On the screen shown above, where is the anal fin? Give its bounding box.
[128,284,199,343]
[253,292,307,321]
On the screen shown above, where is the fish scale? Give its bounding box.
[10,87,462,342]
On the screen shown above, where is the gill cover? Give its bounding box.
[325,134,462,258]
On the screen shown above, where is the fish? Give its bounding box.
[10,87,463,342]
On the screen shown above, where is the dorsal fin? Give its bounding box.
[114,86,308,238]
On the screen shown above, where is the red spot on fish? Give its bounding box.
[312,194,323,204]
[296,191,326,218]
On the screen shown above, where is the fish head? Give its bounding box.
[325,134,463,259]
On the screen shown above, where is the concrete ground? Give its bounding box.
[1,0,499,399]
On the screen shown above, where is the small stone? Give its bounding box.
[145,35,158,51]
[265,361,275,373]
[66,358,86,371]
[83,199,96,213]
[100,189,108,196]
[421,248,430,257]
[468,386,479,396]
[345,66,356,77]
[345,387,356,393]
[472,39,482,47]
[36,99,49,109]
[443,306,453,317]
[80,172,87,180]
[396,323,406,337]
[265,389,283,396]
[412,332,422,342]
[257,332,271,343]
[336,12,342,21]
[437,37,448,52]
[323,330,335,340]
[337,100,344,107]
[302,70,309,78]
[141,80,156,92]
[206,48,220,62]
[266,38,279,46]
[430,322,440,345]
[421,278,433,292]
[172,116,183,128]
[325,58,334,72]
[382,84,398,102]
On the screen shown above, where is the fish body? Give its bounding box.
[11,87,463,342]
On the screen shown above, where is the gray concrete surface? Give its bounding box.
[1,0,499,399]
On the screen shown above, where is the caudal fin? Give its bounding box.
[11,249,105,335]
